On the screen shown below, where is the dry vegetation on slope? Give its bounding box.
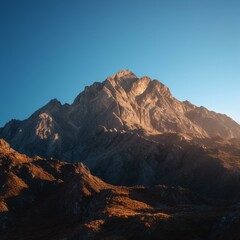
[0,139,240,240]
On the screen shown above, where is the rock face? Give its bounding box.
[1,70,240,199]
[1,138,240,240]
[1,70,240,156]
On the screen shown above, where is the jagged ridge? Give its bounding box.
[1,70,239,160]
[0,70,240,200]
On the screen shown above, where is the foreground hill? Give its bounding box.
[0,138,240,240]
[0,70,240,200]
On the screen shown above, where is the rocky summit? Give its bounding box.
[0,70,240,200]
[0,138,240,240]
[1,70,240,156]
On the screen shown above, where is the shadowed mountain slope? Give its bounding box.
[0,138,240,240]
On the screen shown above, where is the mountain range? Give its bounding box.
[1,70,240,239]
[1,70,240,199]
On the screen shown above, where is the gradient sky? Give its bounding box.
[0,0,240,127]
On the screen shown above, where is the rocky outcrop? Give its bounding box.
[0,138,107,235]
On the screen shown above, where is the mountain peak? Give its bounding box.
[48,98,61,106]
[1,70,240,168]
[34,98,62,115]
[109,69,137,80]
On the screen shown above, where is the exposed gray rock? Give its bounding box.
[1,70,240,198]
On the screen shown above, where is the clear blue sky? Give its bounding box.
[0,0,240,127]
